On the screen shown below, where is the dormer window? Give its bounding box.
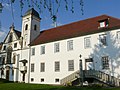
[99,19,109,28]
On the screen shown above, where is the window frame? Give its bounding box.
[34,24,37,30]
[14,43,17,48]
[99,34,107,46]
[67,40,73,51]
[25,24,28,30]
[41,46,45,55]
[102,56,109,70]
[31,48,35,56]
[31,63,34,72]
[68,60,74,71]
[55,61,60,72]
[84,37,91,48]
[116,31,120,43]
[54,43,60,53]
[40,63,45,72]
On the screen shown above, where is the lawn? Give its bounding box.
[0,79,120,90]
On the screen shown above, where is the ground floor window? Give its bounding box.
[41,78,44,82]
[55,78,59,83]
[102,56,109,69]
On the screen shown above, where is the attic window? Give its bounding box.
[99,19,109,28]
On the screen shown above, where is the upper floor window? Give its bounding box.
[55,61,60,72]
[116,31,120,43]
[3,45,6,50]
[67,40,73,51]
[99,34,107,46]
[99,19,109,28]
[25,24,28,30]
[31,48,35,55]
[31,63,34,72]
[41,46,45,55]
[102,56,109,69]
[68,60,74,71]
[34,24,37,30]
[54,43,60,53]
[84,37,91,48]
[14,43,17,48]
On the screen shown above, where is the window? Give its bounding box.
[67,40,73,51]
[2,56,5,64]
[102,56,109,69]
[3,45,6,50]
[55,61,60,72]
[68,60,74,71]
[31,78,34,82]
[31,48,35,55]
[6,47,12,64]
[13,54,16,64]
[25,24,28,30]
[54,43,60,53]
[41,78,44,82]
[34,24,37,30]
[41,46,45,54]
[116,31,120,43]
[84,37,91,48]
[55,78,59,82]
[99,34,107,46]
[14,43,17,48]
[40,63,45,72]
[99,19,109,28]
[31,64,34,72]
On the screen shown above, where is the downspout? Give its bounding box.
[28,45,31,83]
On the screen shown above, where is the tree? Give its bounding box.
[0,0,84,22]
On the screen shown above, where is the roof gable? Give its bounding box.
[4,28,21,43]
[30,15,120,46]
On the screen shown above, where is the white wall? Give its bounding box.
[30,28,120,84]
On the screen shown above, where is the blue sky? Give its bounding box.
[0,0,120,42]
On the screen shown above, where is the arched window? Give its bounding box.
[34,24,37,30]
[25,24,28,30]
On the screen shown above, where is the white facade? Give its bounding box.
[0,8,120,85]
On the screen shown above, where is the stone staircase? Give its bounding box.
[60,70,120,86]
[60,70,79,85]
[84,70,120,86]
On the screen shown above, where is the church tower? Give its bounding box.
[21,8,40,48]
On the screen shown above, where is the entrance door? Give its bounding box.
[6,70,9,80]
[85,58,94,70]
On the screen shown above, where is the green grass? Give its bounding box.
[0,80,120,90]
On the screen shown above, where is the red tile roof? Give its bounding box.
[30,15,120,46]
